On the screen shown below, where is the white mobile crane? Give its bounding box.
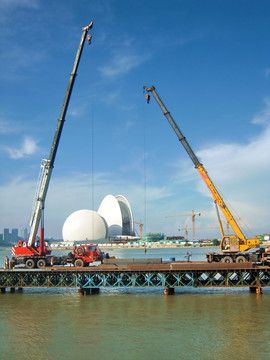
[144,86,269,263]
[11,22,103,268]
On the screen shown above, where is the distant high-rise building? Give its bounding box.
[21,228,28,241]
[11,228,19,243]
[3,228,10,242]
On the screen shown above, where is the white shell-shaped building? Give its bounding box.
[62,195,134,242]
[98,195,123,237]
[115,195,134,236]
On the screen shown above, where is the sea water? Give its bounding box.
[0,247,269,360]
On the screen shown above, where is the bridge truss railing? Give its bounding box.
[1,268,270,290]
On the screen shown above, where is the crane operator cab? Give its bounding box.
[221,236,240,252]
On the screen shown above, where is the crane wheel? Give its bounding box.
[74,259,84,267]
[25,259,35,269]
[236,256,246,263]
[76,246,85,256]
[222,256,233,263]
[37,259,46,268]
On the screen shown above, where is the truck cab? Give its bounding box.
[69,244,104,267]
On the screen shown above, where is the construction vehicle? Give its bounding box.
[11,22,103,269]
[66,245,104,267]
[144,85,268,263]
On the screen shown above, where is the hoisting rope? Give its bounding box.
[142,89,150,235]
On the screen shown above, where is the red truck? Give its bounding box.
[66,244,104,267]
[11,243,105,269]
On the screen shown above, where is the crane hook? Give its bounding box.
[87,34,92,45]
[145,93,150,104]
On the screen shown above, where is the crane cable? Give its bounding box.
[143,91,149,236]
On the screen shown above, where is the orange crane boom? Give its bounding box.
[144,85,259,255]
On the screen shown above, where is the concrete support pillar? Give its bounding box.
[78,287,85,296]
[250,286,262,294]
[90,288,100,295]
[164,285,174,295]
[78,287,100,295]
[256,286,262,295]
[1,288,6,294]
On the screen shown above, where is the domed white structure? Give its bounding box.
[62,195,134,242]
[62,209,107,242]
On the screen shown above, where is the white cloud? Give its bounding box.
[99,52,149,78]
[0,0,39,10]
[5,136,39,159]
[252,98,270,125]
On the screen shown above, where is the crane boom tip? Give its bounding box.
[83,21,93,31]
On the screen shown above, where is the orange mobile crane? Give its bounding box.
[144,86,268,263]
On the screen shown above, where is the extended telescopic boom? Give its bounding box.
[28,22,94,247]
[143,85,259,252]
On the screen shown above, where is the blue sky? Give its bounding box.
[0,0,270,240]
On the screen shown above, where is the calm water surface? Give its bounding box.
[0,247,269,360]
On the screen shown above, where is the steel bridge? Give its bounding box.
[1,262,270,294]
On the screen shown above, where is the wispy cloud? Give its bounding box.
[0,44,46,81]
[0,0,39,11]
[100,91,120,104]
[5,136,39,159]
[99,52,149,78]
[0,118,20,134]
[252,98,270,125]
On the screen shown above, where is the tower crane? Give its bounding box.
[165,210,201,241]
[134,220,143,239]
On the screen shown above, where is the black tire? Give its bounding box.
[236,256,246,263]
[25,258,35,269]
[76,246,85,256]
[74,258,84,267]
[222,256,233,263]
[37,258,47,268]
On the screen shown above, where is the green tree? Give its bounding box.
[212,239,220,246]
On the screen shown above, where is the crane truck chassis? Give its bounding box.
[144,85,269,264]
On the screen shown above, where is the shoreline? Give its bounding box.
[0,244,218,251]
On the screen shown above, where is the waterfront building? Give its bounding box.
[11,228,18,243]
[3,228,10,242]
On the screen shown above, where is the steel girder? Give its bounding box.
[0,269,270,289]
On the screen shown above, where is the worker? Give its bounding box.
[185,251,191,262]
[224,238,230,250]
[4,256,9,269]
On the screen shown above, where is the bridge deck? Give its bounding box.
[1,261,270,290]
